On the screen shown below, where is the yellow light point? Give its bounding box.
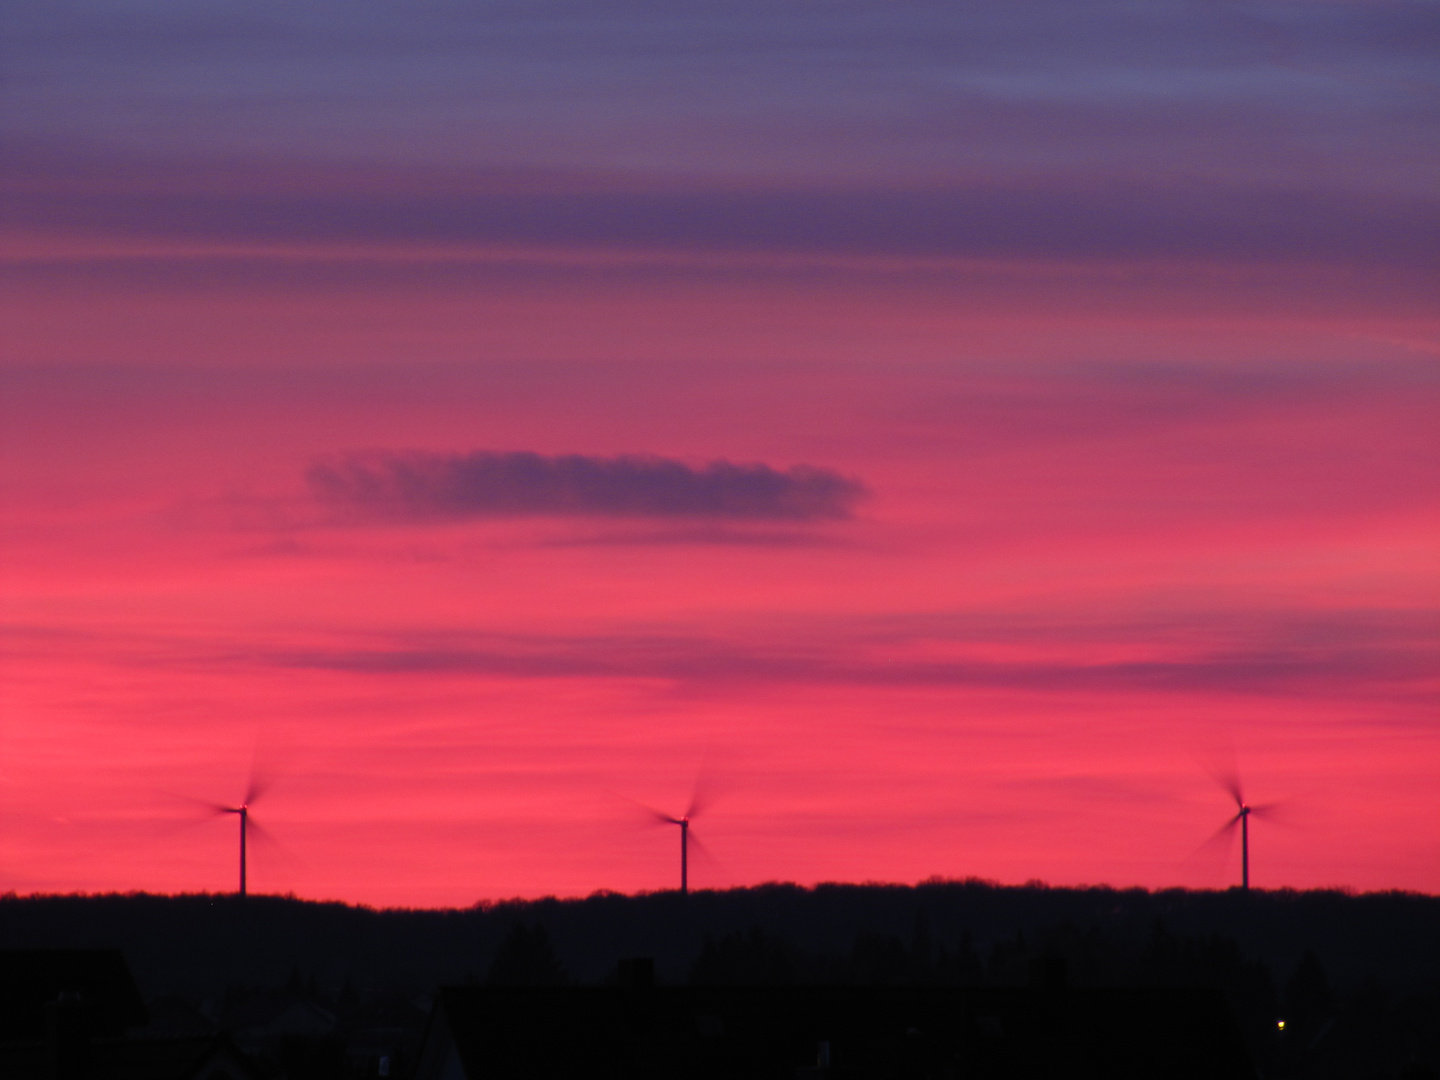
[1277,1020,1286,1031]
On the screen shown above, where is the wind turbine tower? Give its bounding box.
[640,787,708,895]
[1211,773,1275,892]
[205,771,269,897]
[662,813,690,895]
[225,803,251,896]
[1238,801,1251,891]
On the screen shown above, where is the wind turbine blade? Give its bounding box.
[1209,767,1245,809]
[148,794,227,839]
[687,827,713,860]
[1199,737,1246,807]
[244,768,273,808]
[639,806,682,829]
[1248,800,1289,824]
[640,802,683,826]
[685,779,711,821]
[614,792,684,826]
[246,815,297,860]
[684,827,727,882]
[1186,813,1241,863]
[239,814,297,891]
[246,815,278,847]
[1181,812,1243,886]
[164,792,234,818]
[685,759,727,821]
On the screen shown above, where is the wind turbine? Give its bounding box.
[638,783,711,896]
[203,771,272,897]
[1209,770,1278,891]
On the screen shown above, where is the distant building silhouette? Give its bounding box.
[413,976,1257,1079]
[0,949,260,1080]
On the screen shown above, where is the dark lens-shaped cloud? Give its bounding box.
[306,450,865,522]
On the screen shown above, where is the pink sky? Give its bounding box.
[1,0,1437,907]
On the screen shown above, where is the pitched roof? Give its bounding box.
[0,1032,263,1080]
[0,950,148,1040]
[418,984,1257,1080]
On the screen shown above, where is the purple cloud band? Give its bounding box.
[227,619,1440,699]
[6,174,1437,271]
[306,450,865,522]
[8,606,1432,700]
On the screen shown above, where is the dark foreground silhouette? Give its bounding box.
[1,881,1436,1077]
[419,981,1254,1079]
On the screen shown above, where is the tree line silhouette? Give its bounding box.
[2,880,1436,1077]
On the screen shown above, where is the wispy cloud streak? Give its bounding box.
[5,175,1436,272]
[255,639,1437,697]
[13,607,1429,700]
[306,450,864,522]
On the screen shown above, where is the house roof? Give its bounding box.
[0,1032,264,1080]
[217,992,336,1038]
[418,984,1257,1080]
[0,950,149,1040]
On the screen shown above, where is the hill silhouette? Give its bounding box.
[3,880,1434,995]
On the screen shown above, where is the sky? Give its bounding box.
[1,0,1437,908]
